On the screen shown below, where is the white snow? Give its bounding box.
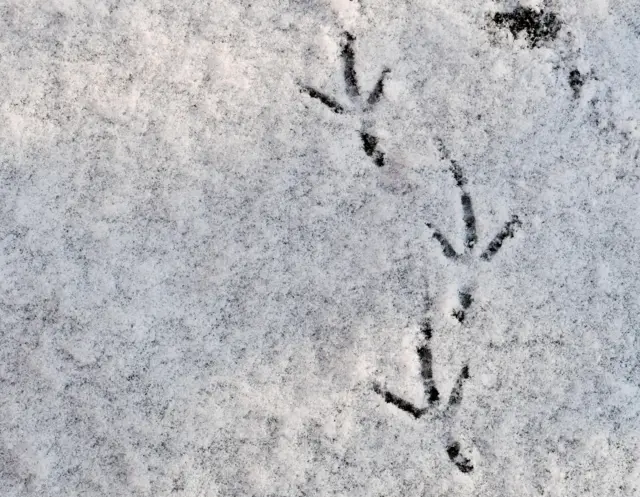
[0,0,639,495]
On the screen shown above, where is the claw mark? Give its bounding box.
[446,441,474,473]
[373,383,426,419]
[300,86,345,114]
[448,159,477,249]
[452,309,466,323]
[426,224,459,260]
[417,321,440,403]
[449,160,466,188]
[460,193,477,249]
[300,32,389,166]
[480,215,522,261]
[453,290,473,323]
[447,365,469,412]
[458,291,473,309]
[568,69,585,98]
[366,68,390,108]
[360,131,385,167]
[341,32,360,98]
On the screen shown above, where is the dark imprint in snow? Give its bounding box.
[300,32,389,167]
[492,6,562,48]
[374,143,522,473]
[430,139,521,260]
[430,138,522,318]
[373,319,473,473]
[568,69,585,98]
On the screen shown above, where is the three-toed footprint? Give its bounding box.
[300,32,389,167]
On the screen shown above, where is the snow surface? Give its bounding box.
[0,0,639,495]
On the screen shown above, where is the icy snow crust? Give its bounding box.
[0,0,639,495]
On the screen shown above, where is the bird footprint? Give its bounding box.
[373,318,474,474]
[428,139,522,323]
[300,32,389,166]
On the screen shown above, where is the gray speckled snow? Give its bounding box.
[1,1,639,496]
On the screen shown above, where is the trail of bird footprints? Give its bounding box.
[301,30,524,474]
[374,155,521,473]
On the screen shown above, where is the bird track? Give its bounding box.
[300,32,389,167]
[374,146,521,473]
[300,31,523,475]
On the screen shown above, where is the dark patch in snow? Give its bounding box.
[492,6,562,48]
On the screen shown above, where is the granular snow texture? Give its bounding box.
[0,1,639,496]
